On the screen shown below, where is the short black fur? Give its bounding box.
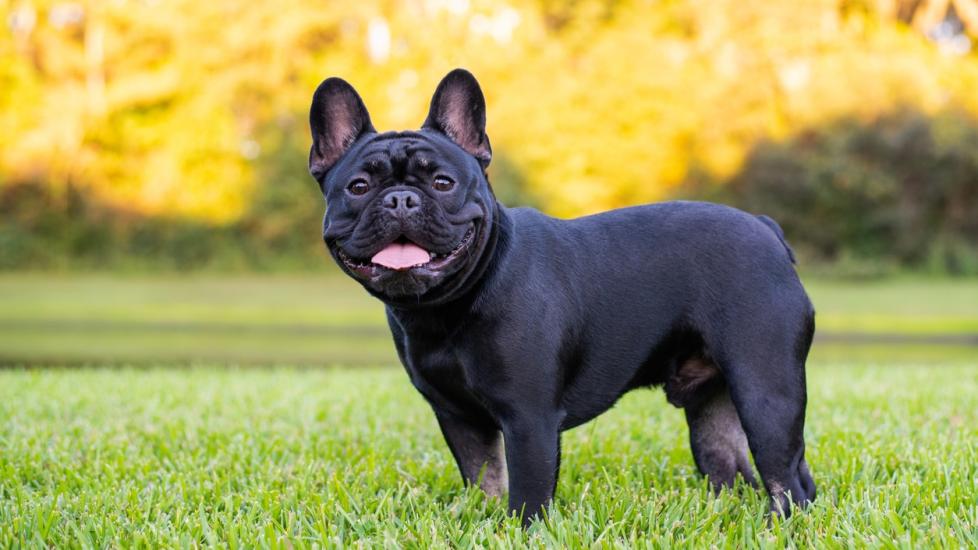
[309,68,816,526]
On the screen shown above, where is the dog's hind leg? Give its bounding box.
[685,386,758,490]
[667,357,757,490]
[713,302,817,515]
[435,412,508,499]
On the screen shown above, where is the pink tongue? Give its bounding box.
[371,242,432,270]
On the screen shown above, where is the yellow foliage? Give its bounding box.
[2,0,978,221]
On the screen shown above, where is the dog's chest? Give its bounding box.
[400,334,491,417]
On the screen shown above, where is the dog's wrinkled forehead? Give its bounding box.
[357,132,435,174]
[356,131,471,171]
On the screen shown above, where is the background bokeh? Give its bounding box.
[2,0,978,274]
[1,0,977,367]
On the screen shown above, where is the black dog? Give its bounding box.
[308,69,816,525]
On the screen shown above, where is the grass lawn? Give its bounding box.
[0,274,392,366]
[803,278,978,335]
[1,273,976,545]
[1,364,976,547]
[1,273,977,366]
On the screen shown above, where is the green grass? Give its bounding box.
[1,364,976,547]
[1,274,977,366]
[0,273,390,365]
[1,274,976,545]
[0,273,382,327]
[804,278,978,334]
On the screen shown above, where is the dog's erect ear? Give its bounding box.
[309,77,376,181]
[422,69,491,168]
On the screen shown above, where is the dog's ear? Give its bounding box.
[309,77,376,181]
[422,69,491,168]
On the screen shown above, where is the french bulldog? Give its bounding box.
[308,69,816,525]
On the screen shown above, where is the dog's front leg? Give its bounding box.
[434,411,507,499]
[501,412,562,527]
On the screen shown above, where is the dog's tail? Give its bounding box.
[756,215,796,265]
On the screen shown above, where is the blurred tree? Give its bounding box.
[1,0,977,271]
[873,0,978,35]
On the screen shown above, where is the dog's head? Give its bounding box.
[309,69,497,304]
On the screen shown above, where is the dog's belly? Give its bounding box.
[558,367,660,431]
[560,390,634,430]
[556,323,710,430]
[557,358,653,430]
[405,331,664,431]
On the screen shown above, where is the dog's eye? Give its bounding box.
[432,176,455,192]
[347,179,370,196]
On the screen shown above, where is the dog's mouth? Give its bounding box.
[336,225,476,277]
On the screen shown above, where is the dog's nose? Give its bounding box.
[382,190,421,216]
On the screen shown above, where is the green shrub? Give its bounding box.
[694,108,978,275]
